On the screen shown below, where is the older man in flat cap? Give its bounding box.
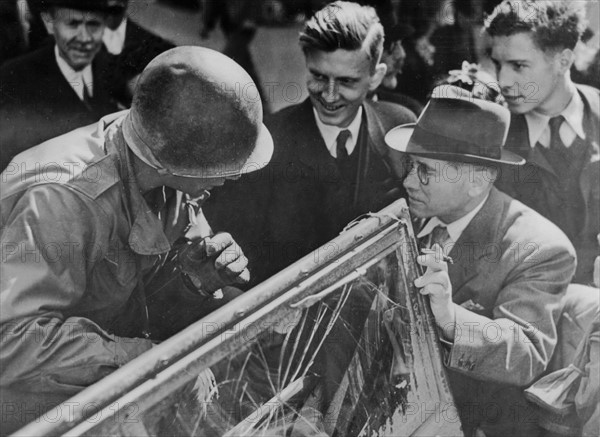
[0,0,119,172]
[0,46,273,433]
[385,86,576,436]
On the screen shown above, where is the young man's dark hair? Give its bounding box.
[299,0,384,72]
[485,0,587,52]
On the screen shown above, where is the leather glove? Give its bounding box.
[178,233,250,295]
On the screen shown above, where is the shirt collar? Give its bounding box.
[54,45,93,100]
[102,19,128,55]
[524,83,586,148]
[417,192,489,243]
[104,115,174,255]
[313,106,363,157]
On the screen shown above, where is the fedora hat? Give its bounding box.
[122,46,273,179]
[385,85,525,166]
[38,0,115,12]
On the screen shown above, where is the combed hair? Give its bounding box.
[299,1,384,72]
[485,0,587,52]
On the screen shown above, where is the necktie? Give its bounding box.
[82,83,93,110]
[545,115,569,171]
[549,115,566,150]
[426,225,450,250]
[336,129,351,159]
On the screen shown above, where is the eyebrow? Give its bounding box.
[308,69,359,82]
[490,55,528,64]
[412,159,436,172]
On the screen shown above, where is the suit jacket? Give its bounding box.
[441,187,576,436]
[203,99,415,286]
[259,98,416,281]
[496,84,600,284]
[0,45,119,172]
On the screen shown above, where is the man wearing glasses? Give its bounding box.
[385,86,576,436]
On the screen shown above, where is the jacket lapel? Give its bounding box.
[44,48,89,111]
[355,102,392,207]
[364,101,391,166]
[294,100,334,170]
[507,113,556,176]
[449,187,506,304]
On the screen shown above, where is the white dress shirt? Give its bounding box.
[103,19,128,55]
[417,193,490,255]
[54,45,93,100]
[524,84,586,149]
[313,106,363,158]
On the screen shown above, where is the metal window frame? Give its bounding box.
[14,198,460,437]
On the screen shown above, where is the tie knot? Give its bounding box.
[429,225,450,249]
[548,115,564,135]
[336,129,351,158]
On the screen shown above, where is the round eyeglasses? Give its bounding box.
[405,159,433,185]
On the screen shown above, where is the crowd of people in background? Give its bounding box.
[0,1,599,436]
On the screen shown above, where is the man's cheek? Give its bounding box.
[306,79,323,95]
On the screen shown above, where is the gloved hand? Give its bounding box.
[179,233,250,295]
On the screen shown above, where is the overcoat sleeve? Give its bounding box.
[0,185,153,394]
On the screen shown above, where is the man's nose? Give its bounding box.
[403,168,420,190]
[77,24,93,43]
[496,65,516,93]
[322,79,338,102]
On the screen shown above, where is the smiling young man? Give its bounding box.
[385,86,576,437]
[0,0,119,172]
[254,1,416,280]
[485,0,599,284]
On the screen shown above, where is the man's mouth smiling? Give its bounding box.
[502,94,523,103]
[317,98,344,112]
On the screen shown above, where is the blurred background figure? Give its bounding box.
[572,26,600,90]
[0,0,119,172]
[372,21,424,116]
[0,0,29,65]
[199,0,270,113]
[102,0,174,106]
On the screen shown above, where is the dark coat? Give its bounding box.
[443,187,576,436]
[496,84,600,284]
[203,99,415,286]
[258,99,416,281]
[104,19,174,106]
[0,45,119,172]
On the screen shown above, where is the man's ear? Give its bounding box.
[556,48,575,74]
[368,62,387,91]
[40,11,55,35]
[467,166,495,198]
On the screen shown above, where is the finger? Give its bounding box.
[218,254,248,276]
[419,282,446,297]
[214,246,244,270]
[415,270,450,290]
[417,253,448,272]
[234,268,250,284]
[205,233,234,256]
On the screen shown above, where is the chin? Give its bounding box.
[505,102,531,114]
[408,205,424,219]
